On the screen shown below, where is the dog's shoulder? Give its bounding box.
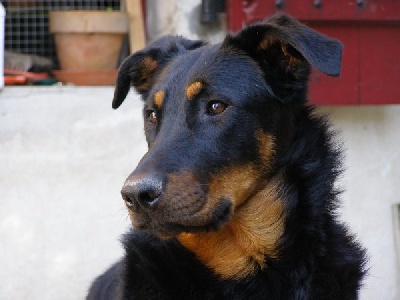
[86,259,124,300]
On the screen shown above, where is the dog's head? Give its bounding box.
[113,14,342,238]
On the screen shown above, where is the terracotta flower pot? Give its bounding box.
[49,11,128,72]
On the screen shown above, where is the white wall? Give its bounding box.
[320,106,400,300]
[146,0,226,43]
[0,87,146,299]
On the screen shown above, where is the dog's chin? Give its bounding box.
[131,199,233,238]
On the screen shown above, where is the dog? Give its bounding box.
[87,14,367,299]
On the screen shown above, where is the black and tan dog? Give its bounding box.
[87,14,367,299]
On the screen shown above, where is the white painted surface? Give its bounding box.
[0,86,146,299]
[320,106,400,300]
[146,0,226,44]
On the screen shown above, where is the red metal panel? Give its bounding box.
[359,25,400,104]
[308,25,359,105]
[226,0,400,105]
[227,0,400,32]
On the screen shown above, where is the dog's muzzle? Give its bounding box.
[120,171,233,236]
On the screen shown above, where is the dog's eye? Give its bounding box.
[146,110,157,124]
[206,101,227,116]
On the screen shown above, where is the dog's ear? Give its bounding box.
[112,36,206,109]
[222,14,342,103]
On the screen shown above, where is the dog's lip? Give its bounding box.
[174,198,232,228]
[132,198,233,235]
[130,211,151,229]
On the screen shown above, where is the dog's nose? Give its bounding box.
[121,174,164,210]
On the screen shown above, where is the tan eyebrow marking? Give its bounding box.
[154,90,165,108]
[186,81,203,100]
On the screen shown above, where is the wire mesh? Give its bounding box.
[4,0,122,67]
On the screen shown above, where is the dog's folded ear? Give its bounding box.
[223,13,342,103]
[112,36,206,109]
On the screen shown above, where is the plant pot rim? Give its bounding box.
[49,10,128,34]
[53,69,117,86]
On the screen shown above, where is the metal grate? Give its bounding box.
[4,0,122,67]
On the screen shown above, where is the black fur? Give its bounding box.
[87,14,367,300]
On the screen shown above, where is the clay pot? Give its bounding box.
[49,11,128,71]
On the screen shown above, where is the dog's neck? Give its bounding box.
[178,176,285,280]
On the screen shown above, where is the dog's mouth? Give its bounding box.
[128,198,233,237]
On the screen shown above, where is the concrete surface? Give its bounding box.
[0,86,146,299]
[146,0,227,43]
[1,86,399,300]
[321,106,400,300]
